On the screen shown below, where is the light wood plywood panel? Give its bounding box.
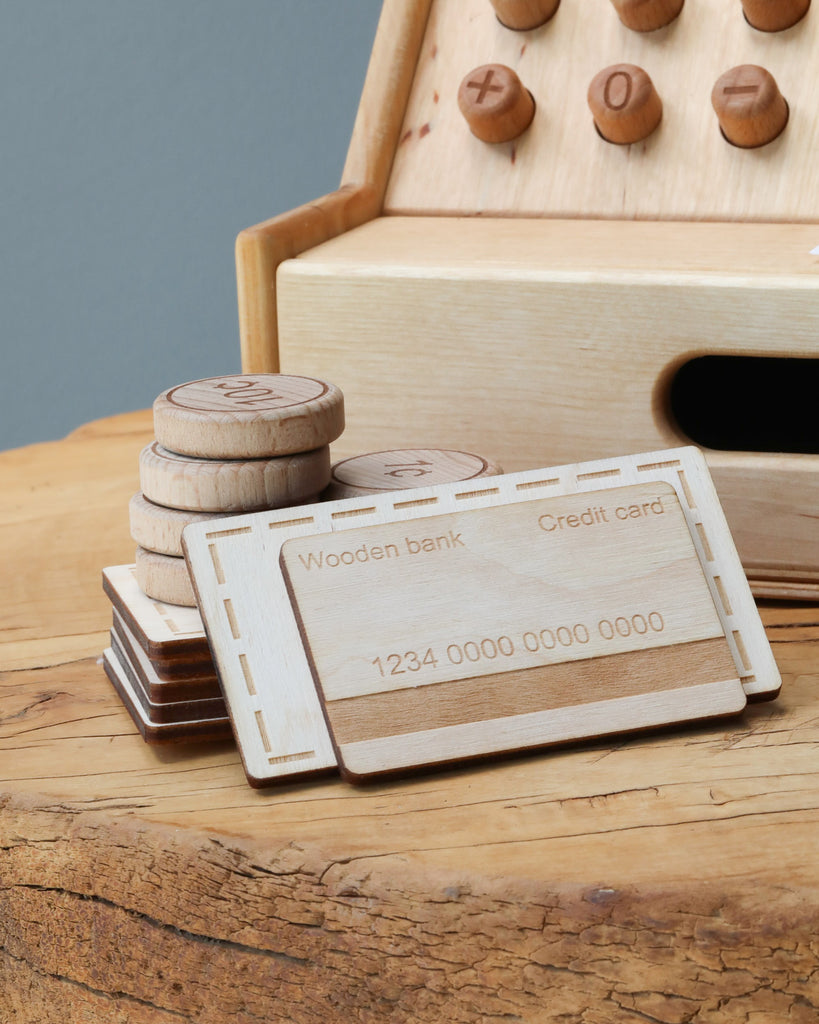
[185,447,778,786]
[276,216,819,588]
[385,0,819,220]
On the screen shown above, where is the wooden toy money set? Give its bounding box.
[101,374,505,747]
[235,0,819,601]
[102,373,781,787]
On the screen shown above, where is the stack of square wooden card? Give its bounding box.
[102,564,231,743]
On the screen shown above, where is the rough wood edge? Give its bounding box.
[2,792,817,1023]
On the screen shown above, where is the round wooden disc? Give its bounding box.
[323,449,503,500]
[153,374,344,458]
[134,547,196,608]
[129,493,238,557]
[139,442,331,512]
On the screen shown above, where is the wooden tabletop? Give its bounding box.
[2,412,818,1023]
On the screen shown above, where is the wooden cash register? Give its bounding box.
[237,0,819,599]
[3,3,819,1019]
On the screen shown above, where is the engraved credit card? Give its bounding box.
[183,447,780,786]
[280,481,746,780]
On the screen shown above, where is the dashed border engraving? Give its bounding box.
[516,478,560,491]
[638,459,681,472]
[677,470,696,510]
[255,710,272,752]
[239,653,256,696]
[578,468,621,481]
[455,487,500,500]
[393,496,439,509]
[269,516,316,530]
[208,543,226,585]
[223,599,241,640]
[268,750,316,766]
[332,506,377,520]
[184,446,780,786]
[206,526,253,540]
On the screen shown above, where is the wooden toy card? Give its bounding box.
[183,448,780,786]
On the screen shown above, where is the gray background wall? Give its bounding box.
[0,1,383,450]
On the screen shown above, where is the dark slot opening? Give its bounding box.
[669,355,819,454]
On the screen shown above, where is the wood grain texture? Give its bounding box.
[340,0,433,198]
[325,447,502,499]
[276,215,819,593]
[107,632,224,725]
[102,564,209,670]
[139,441,330,513]
[236,185,380,375]
[2,416,818,1021]
[111,609,219,703]
[384,0,819,219]
[153,374,344,459]
[134,546,196,609]
[186,448,777,787]
[129,492,232,557]
[103,646,232,744]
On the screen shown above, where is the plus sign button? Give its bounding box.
[457,63,535,143]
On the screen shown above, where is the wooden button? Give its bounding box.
[610,0,684,31]
[129,493,240,557]
[153,374,344,458]
[139,442,331,512]
[489,0,560,30]
[711,65,788,148]
[458,64,535,143]
[324,449,503,500]
[134,547,197,608]
[588,64,663,144]
[741,0,810,31]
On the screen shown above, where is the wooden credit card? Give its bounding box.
[184,448,780,786]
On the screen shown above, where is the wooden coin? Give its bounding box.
[153,374,344,458]
[588,64,663,144]
[457,64,535,143]
[490,0,560,30]
[134,546,197,608]
[129,492,239,557]
[712,65,788,148]
[139,442,330,513]
[324,449,503,500]
[610,0,684,32]
[740,0,810,32]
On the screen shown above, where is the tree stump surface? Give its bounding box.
[1,412,818,1023]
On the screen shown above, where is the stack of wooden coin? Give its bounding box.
[136,374,344,606]
[102,373,344,742]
